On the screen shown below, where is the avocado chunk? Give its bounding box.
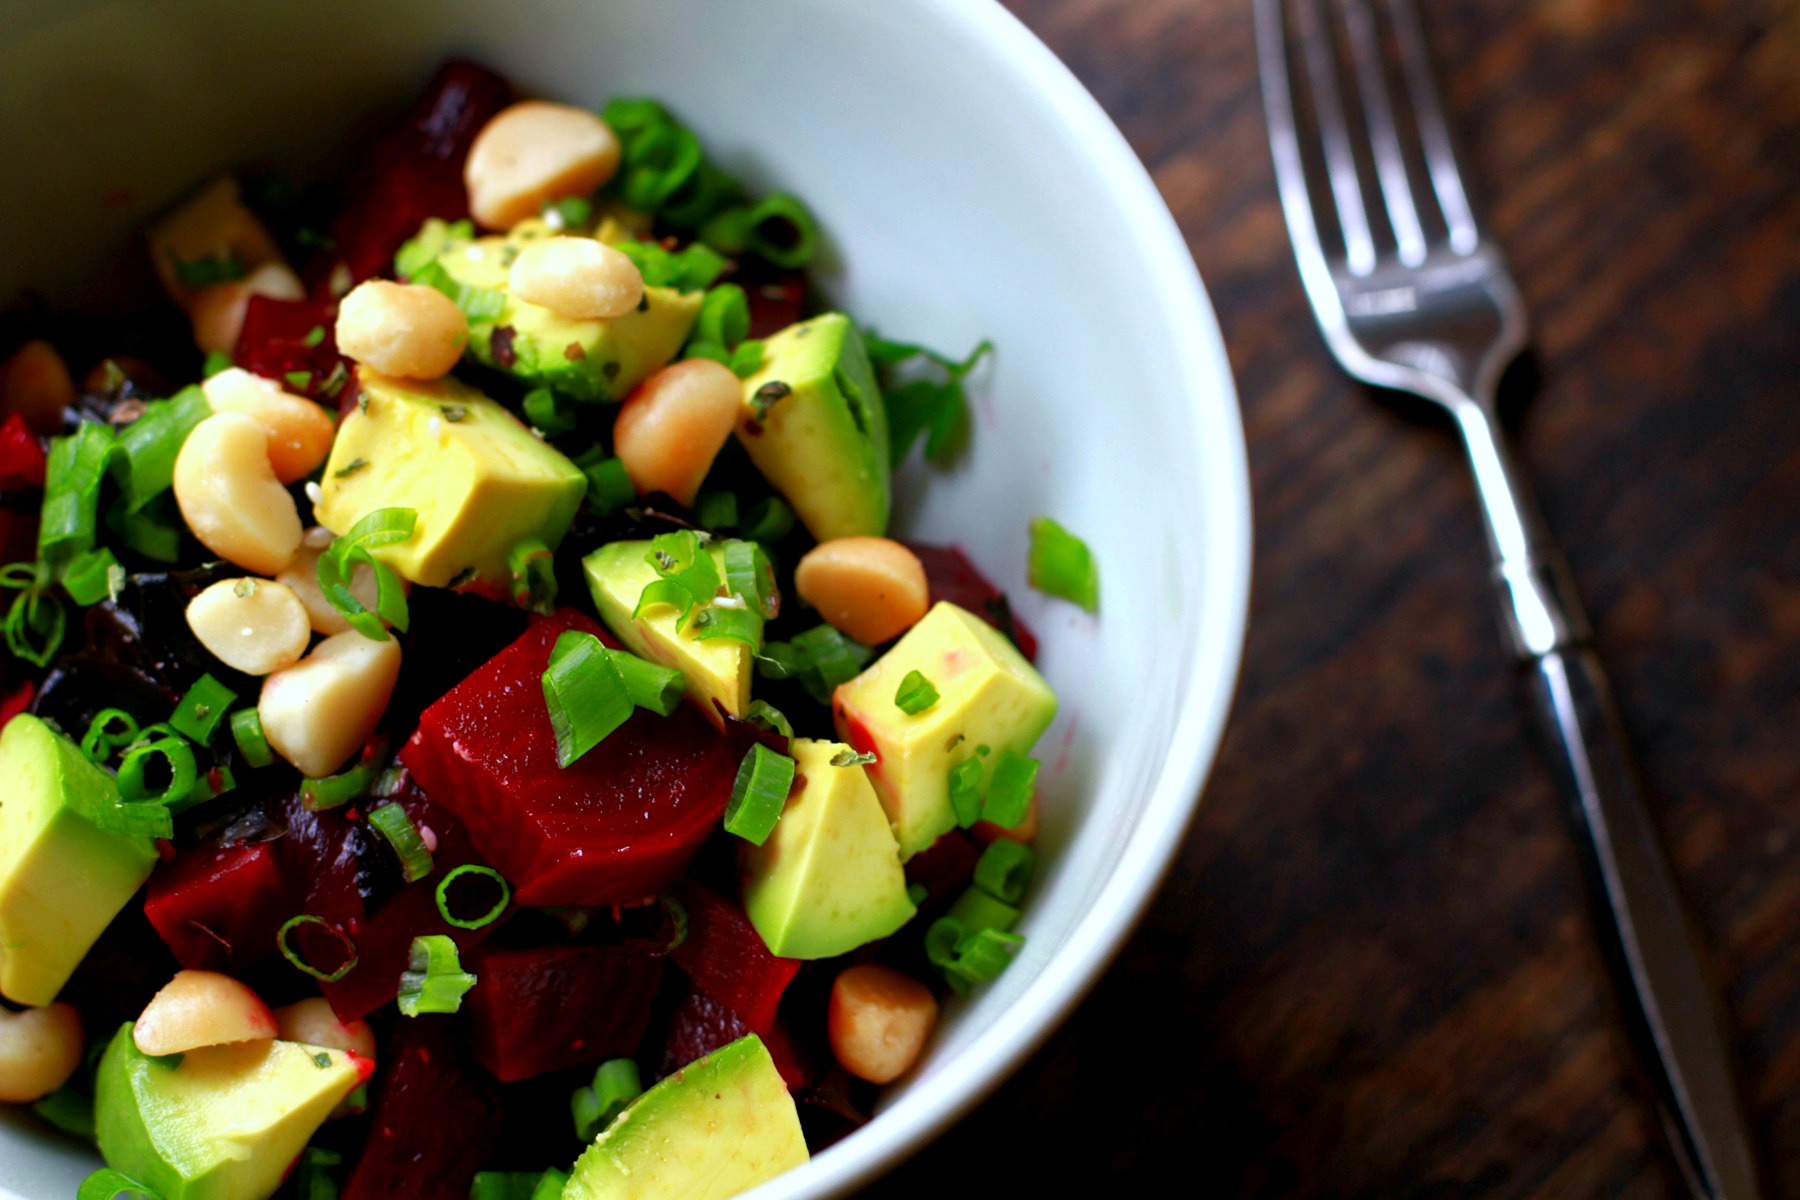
[0,715,158,1006]
[564,1034,807,1200]
[316,368,587,590]
[582,540,759,728]
[742,738,916,959]
[832,602,1057,859]
[94,1024,367,1200]
[424,218,702,402]
[733,313,889,541]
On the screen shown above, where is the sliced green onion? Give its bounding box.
[230,708,275,769]
[729,339,765,378]
[723,742,795,845]
[77,1168,164,1200]
[543,630,634,766]
[410,259,507,322]
[285,370,313,391]
[3,577,65,669]
[167,763,235,815]
[894,670,939,716]
[522,387,577,436]
[117,735,197,808]
[621,121,703,212]
[61,547,122,606]
[508,538,558,614]
[641,530,721,612]
[660,159,743,231]
[722,538,777,618]
[470,1174,543,1200]
[571,1058,643,1142]
[277,915,358,983]
[829,748,876,767]
[602,96,673,137]
[693,490,737,531]
[113,385,210,513]
[317,507,415,640]
[695,284,750,348]
[973,838,1036,904]
[700,193,819,269]
[202,350,234,378]
[39,421,116,562]
[170,674,237,744]
[948,757,985,829]
[632,576,696,626]
[549,195,594,230]
[615,239,727,293]
[80,708,140,762]
[32,1085,95,1140]
[531,1169,571,1200]
[577,453,637,516]
[435,864,510,930]
[738,496,794,544]
[905,882,929,908]
[302,324,327,349]
[292,1147,342,1200]
[607,649,685,716]
[171,250,244,286]
[924,917,967,970]
[981,750,1038,829]
[368,802,434,883]
[107,500,183,562]
[393,217,473,279]
[689,605,763,653]
[396,934,476,1016]
[942,927,1026,994]
[744,700,792,738]
[1027,516,1099,614]
[300,742,387,811]
[945,885,1020,935]
[760,624,872,703]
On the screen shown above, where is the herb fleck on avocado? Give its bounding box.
[749,381,791,421]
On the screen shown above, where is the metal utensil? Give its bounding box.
[1253,0,1763,1195]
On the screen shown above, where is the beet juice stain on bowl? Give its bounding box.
[0,4,1250,1200]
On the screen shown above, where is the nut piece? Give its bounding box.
[0,1003,84,1102]
[259,629,402,778]
[188,262,306,357]
[133,970,279,1057]
[334,280,469,380]
[273,997,377,1060]
[147,176,287,309]
[612,359,742,507]
[0,340,75,435]
[793,537,930,646]
[508,236,644,320]
[827,964,938,1084]
[172,412,304,575]
[201,367,336,484]
[185,577,311,676]
[464,101,621,231]
[279,528,392,636]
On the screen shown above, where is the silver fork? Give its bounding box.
[1255,1,1764,1196]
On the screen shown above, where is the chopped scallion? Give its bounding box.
[508,538,557,614]
[316,507,415,641]
[277,915,358,983]
[693,490,738,531]
[170,674,237,744]
[981,750,1038,829]
[722,539,777,618]
[368,802,434,883]
[689,604,763,653]
[948,757,984,828]
[1027,516,1099,613]
[542,630,634,767]
[894,670,939,715]
[32,1086,95,1141]
[972,838,1036,905]
[299,740,388,811]
[695,284,750,349]
[77,1167,165,1200]
[522,387,577,436]
[829,748,876,768]
[61,547,122,606]
[117,735,197,809]
[744,700,793,738]
[571,1057,643,1142]
[576,452,636,516]
[606,649,686,716]
[39,421,116,562]
[737,496,794,544]
[435,864,511,930]
[112,386,210,513]
[396,934,475,1016]
[80,708,140,762]
[230,708,275,769]
[302,324,327,348]
[723,742,795,845]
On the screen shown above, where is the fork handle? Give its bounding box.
[1456,407,1764,1200]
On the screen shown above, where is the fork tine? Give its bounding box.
[1336,0,1427,266]
[1385,0,1481,253]
[1289,0,1378,276]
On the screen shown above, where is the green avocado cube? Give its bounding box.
[832,602,1056,859]
[733,313,889,541]
[315,369,587,590]
[564,1034,807,1200]
[429,218,702,402]
[0,715,158,1006]
[742,738,916,959]
[95,1024,367,1200]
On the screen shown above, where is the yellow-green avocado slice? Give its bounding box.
[582,539,760,729]
[315,368,587,590]
[0,714,158,1006]
[427,217,701,402]
[564,1034,807,1200]
[94,1024,367,1200]
[833,601,1056,859]
[733,312,889,541]
[742,738,916,959]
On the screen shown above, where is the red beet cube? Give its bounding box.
[0,414,46,491]
[906,542,1038,661]
[144,841,288,972]
[343,1016,498,1200]
[660,985,812,1092]
[461,941,664,1082]
[670,882,800,1034]
[400,611,737,906]
[232,296,349,406]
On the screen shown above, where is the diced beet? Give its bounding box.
[905,542,1038,661]
[0,511,34,570]
[744,273,808,339]
[400,610,737,906]
[0,679,34,728]
[273,793,374,982]
[461,941,664,1083]
[343,1015,499,1200]
[670,882,800,1034]
[232,296,349,406]
[659,984,813,1092]
[144,841,288,973]
[902,828,982,910]
[320,783,501,1022]
[0,413,46,491]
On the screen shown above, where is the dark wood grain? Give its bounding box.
[866,0,1800,1194]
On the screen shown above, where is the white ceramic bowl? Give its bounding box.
[0,1,1250,1196]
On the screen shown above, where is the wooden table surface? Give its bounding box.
[871,1,1800,1194]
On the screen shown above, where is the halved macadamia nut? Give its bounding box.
[133,969,279,1057]
[464,101,621,231]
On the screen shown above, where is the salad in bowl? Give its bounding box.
[0,59,1098,1200]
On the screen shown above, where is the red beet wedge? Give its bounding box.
[400,610,738,907]
[660,985,813,1092]
[906,542,1038,661]
[461,941,664,1082]
[670,882,801,1034]
[342,1016,498,1200]
[144,841,289,973]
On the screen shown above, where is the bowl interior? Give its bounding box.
[0,1,1250,1196]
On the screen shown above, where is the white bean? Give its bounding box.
[259,629,402,778]
[172,412,303,575]
[185,577,311,676]
[464,101,621,231]
[612,359,742,506]
[189,262,305,357]
[273,998,376,1060]
[508,236,644,319]
[279,529,392,636]
[132,969,278,1057]
[827,964,938,1084]
[147,176,287,308]
[334,281,468,380]
[0,1003,83,1103]
[793,537,930,645]
[201,367,336,484]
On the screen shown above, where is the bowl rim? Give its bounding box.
[771,2,1254,1197]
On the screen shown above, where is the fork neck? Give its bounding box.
[1450,400,1591,659]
